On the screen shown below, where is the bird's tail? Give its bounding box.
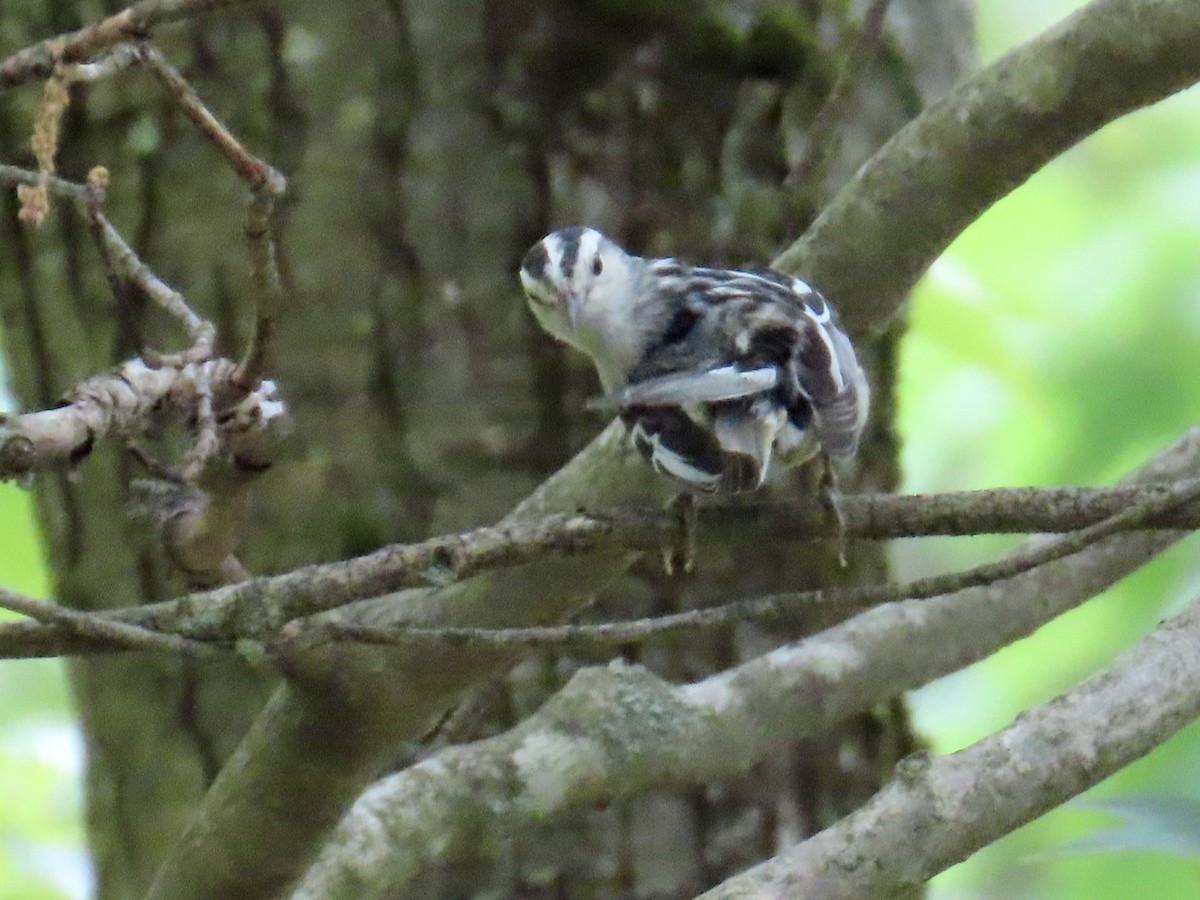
[625,403,776,494]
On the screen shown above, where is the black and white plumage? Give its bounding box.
[519,226,868,493]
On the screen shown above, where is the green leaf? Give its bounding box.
[1038,795,1200,859]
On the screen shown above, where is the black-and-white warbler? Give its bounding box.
[520,226,868,492]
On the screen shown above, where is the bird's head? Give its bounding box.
[519,227,638,347]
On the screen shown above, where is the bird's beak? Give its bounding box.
[566,291,584,331]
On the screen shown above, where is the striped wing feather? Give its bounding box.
[620,262,867,491]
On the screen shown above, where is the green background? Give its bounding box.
[906,2,1200,897]
[2,1,1199,896]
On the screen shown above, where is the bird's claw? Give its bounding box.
[662,491,698,577]
[819,454,849,568]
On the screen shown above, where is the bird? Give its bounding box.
[519,226,868,493]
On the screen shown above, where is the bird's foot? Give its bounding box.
[819,454,848,568]
[663,491,698,577]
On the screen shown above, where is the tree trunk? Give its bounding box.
[0,0,972,896]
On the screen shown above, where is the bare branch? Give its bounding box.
[3,473,1200,659]
[292,432,1200,898]
[133,43,288,387]
[136,44,283,195]
[0,0,261,88]
[235,181,286,390]
[0,585,211,656]
[0,356,288,480]
[0,135,288,490]
[1,154,279,585]
[0,164,216,353]
[181,360,218,480]
[699,591,1200,899]
[4,41,287,377]
[94,209,217,359]
[0,358,218,477]
[307,474,1200,650]
[147,401,1200,900]
[0,162,88,202]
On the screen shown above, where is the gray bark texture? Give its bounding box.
[3,0,966,897]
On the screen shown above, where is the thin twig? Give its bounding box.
[96,210,216,359]
[317,477,1200,650]
[0,586,213,656]
[182,362,219,480]
[69,43,142,83]
[0,164,216,354]
[234,184,286,390]
[136,44,281,192]
[133,43,287,388]
[0,0,259,88]
[0,481,1198,658]
[0,163,87,202]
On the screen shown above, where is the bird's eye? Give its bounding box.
[592,255,603,276]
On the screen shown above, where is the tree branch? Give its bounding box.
[0,479,1198,659]
[290,427,1200,899]
[306,474,1200,650]
[0,585,211,655]
[0,355,286,480]
[773,0,1200,335]
[699,591,1200,899]
[132,43,287,385]
[2,75,287,573]
[0,0,261,88]
[0,164,216,354]
[140,423,668,900]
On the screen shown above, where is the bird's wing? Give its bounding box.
[620,260,868,470]
[791,298,869,458]
[676,269,870,459]
[590,365,778,410]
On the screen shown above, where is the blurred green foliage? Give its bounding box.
[0,486,83,898]
[907,2,1200,898]
[0,2,1198,898]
